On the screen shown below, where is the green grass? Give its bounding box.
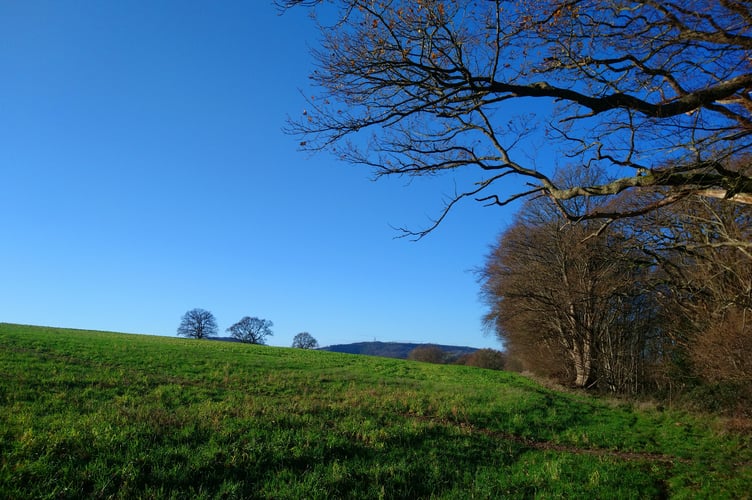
[1,323,750,498]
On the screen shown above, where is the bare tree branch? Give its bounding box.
[283,0,752,234]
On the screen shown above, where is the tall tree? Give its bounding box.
[177,308,218,339]
[282,0,752,236]
[481,195,658,392]
[227,316,274,345]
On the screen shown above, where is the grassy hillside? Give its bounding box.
[1,323,750,498]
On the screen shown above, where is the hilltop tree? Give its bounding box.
[281,0,752,236]
[177,308,218,339]
[227,316,274,345]
[292,332,319,349]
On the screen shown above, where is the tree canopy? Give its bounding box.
[282,0,752,235]
[227,316,274,344]
[481,194,658,391]
[292,332,319,349]
[177,308,218,339]
[480,189,752,398]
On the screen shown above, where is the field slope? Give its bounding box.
[1,323,750,498]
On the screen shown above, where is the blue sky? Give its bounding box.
[0,1,515,349]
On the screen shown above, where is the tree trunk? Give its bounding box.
[572,341,592,388]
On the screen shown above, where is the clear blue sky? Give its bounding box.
[0,1,515,349]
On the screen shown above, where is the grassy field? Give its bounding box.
[1,323,750,498]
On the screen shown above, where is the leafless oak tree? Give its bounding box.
[227,316,274,344]
[281,0,752,236]
[177,308,219,339]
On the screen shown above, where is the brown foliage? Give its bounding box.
[457,349,506,371]
[691,308,752,385]
[481,192,660,392]
[407,345,447,364]
[648,197,752,388]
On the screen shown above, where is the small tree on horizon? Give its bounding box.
[292,332,319,349]
[227,316,273,345]
[177,308,218,339]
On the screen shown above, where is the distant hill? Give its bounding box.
[319,341,477,360]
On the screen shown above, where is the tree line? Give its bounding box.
[479,181,751,411]
[408,345,506,371]
[177,308,318,349]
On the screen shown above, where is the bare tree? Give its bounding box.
[292,332,319,349]
[480,195,658,391]
[227,316,274,345]
[644,197,752,388]
[282,0,752,236]
[177,308,218,339]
